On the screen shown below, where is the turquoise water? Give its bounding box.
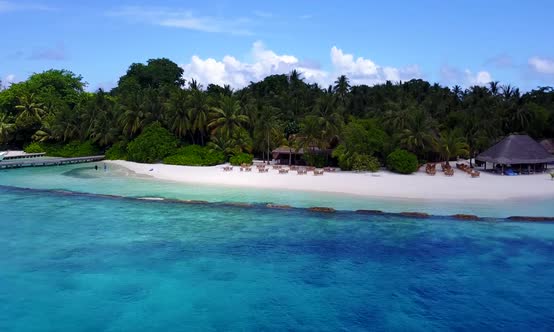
[1,165,554,330]
[1,186,553,331]
[0,164,553,218]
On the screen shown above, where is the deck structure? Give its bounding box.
[0,155,105,169]
[2,152,46,160]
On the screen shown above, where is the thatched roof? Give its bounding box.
[272,146,306,155]
[476,135,554,164]
[540,139,554,154]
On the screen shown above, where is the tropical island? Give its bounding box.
[1,58,554,200]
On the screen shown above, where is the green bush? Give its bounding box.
[229,153,254,166]
[37,141,100,157]
[105,142,128,160]
[24,142,44,153]
[351,154,380,172]
[303,151,326,168]
[386,149,419,174]
[127,122,178,163]
[163,145,225,166]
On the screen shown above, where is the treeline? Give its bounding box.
[1,58,553,172]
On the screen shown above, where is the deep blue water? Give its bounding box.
[1,186,553,331]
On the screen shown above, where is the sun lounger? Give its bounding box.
[297,169,307,175]
[279,169,289,174]
[313,169,324,176]
[258,168,268,173]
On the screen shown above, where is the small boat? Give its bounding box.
[0,151,7,161]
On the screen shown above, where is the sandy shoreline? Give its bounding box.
[106,160,554,201]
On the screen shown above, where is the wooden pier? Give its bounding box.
[0,155,105,169]
[2,152,46,160]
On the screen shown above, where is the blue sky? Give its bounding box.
[1,0,554,91]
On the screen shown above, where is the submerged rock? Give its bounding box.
[225,202,252,208]
[507,216,554,222]
[181,200,209,204]
[266,204,292,209]
[356,209,384,215]
[451,214,481,221]
[400,212,430,219]
[308,207,336,213]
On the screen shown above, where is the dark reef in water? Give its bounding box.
[1,184,553,223]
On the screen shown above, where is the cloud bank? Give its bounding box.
[180,42,422,88]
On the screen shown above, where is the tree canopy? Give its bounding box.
[1,58,553,171]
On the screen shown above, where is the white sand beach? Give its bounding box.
[107,160,554,201]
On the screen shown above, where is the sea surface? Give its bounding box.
[0,165,553,331]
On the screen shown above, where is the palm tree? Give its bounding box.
[164,89,191,140]
[208,96,249,136]
[253,105,282,162]
[434,130,469,163]
[399,109,435,157]
[188,89,210,145]
[299,115,323,151]
[0,112,15,145]
[16,93,45,121]
[313,92,343,143]
[91,105,119,147]
[119,92,150,138]
[333,75,351,106]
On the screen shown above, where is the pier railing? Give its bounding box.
[0,155,105,169]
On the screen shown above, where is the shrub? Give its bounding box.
[105,142,128,160]
[303,151,326,168]
[229,153,254,166]
[127,122,178,163]
[351,154,380,172]
[386,149,418,174]
[163,145,225,166]
[24,142,44,153]
[38,141,100,157]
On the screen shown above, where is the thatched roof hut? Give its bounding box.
[540,139,554,154]
[476,135,554,165]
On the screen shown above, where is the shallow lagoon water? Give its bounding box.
[1,165,554,331]
[0,186,553,331]
[0,164,553,218]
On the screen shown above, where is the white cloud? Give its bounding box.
[181,41,326,87]
[465,70,492,86]
[180,42,421,88]
[0,1,54,12]
[2,74,17,86]
[107,6,253,35]
[528,56,554,75]
[440,65,492,87]
[330,46,421,85]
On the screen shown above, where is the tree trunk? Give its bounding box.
[289,148,292,166]
[267,131,271,165]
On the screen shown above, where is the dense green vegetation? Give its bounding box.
[229,153,254,166]
[386,149,419,174]
[163,145,225,166]
[1,59,554,174]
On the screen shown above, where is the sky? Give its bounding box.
[1,0,554,91]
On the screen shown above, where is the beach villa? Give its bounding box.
[476,134,554,175]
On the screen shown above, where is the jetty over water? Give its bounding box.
[2,152,46,160]
[0,155,105,169]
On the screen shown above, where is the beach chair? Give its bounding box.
[314,169,324,176]
[279,168,289,174]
